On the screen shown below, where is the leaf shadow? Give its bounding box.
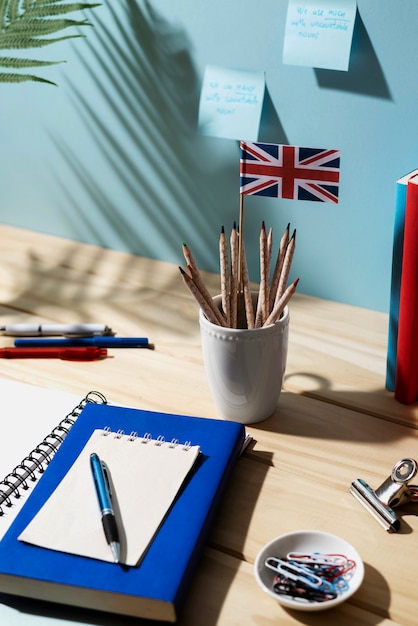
[48,0,235,267]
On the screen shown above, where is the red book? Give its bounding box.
[395,174,418,404]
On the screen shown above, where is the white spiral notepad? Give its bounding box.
[19,428,201,566]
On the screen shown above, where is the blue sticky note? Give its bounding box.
[283,0,357,71]
[198,65,265,141]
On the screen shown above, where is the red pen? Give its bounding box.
[0,347,107,361]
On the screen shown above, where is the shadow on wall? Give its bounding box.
[315,11,392,99]
[48,0,239,270]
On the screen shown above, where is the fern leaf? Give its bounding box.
[0,0,100,84]
[0,54,61,67]
[0,70,57,84]
[26,3,101,18]
[0,33,84,49]
[6,17,91,36]
[7,0,21,24]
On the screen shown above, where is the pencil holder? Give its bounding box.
[199,293,289,424]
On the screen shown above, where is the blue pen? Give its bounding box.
[90,453,121,563]
[14,337,149,348]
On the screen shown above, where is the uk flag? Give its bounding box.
[240,142,340,203]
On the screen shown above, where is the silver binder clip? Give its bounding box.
[349,458,418,532]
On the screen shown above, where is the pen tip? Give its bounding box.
[110,542,121,564]
[110,541,120,563]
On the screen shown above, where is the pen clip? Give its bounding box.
[63,334,96,338]
[63,326,114,337]
[100,460,112,500]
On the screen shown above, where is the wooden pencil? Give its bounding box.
[275,228,296,305]
[219,226,231,327]
[182,242,226,326]
[255,221,269,328]
[269,223,290,311]
[182,241,199,276]
[240,241,255,329]
[230,222,239,328]
[179,266,226,326]
[267,225,273,273]
[263,278,299,327]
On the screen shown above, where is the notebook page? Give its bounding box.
[0,379,83,540]
[19,429,201,566]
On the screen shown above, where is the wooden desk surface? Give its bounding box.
[0,224,417,626]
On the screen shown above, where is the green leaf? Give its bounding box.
[0,33,85,50]
[6,18,91,36]
[0,0,100,84]
[0,54,62,67]
[27,3,101,18]
[0,70,57,84]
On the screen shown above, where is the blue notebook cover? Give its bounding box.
[0,403,245,622]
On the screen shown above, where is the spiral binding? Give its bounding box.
[100,429,193,450]
[0,390,107,516]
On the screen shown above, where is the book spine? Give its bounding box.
[395,180,418,404]
[0,391,106,515]
[386,179,408,391]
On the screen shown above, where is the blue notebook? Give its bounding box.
[0,402,245,622]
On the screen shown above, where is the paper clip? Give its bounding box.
[264,557,334,594]
[286,552,354,587]
[286,552,347,567]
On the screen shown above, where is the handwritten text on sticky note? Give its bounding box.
[198,65,265,141]
[283,0,357,71]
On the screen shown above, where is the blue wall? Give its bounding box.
[1,0,418,312]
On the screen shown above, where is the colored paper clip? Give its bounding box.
[286,552,348,567]
[264,557,334,594]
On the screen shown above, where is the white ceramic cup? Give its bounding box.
[199,294,289,424]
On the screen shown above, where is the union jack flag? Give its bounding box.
[240,142,340,203]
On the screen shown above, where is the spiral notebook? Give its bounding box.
[19,428,201,566]
[0,378,106,540]
[0,402,246,622]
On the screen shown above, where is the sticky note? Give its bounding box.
[198,65,265,141]
[283,0,357,71]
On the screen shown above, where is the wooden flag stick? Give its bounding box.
[238,193,244,292]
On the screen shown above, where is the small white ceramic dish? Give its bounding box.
[254,530,364,611]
